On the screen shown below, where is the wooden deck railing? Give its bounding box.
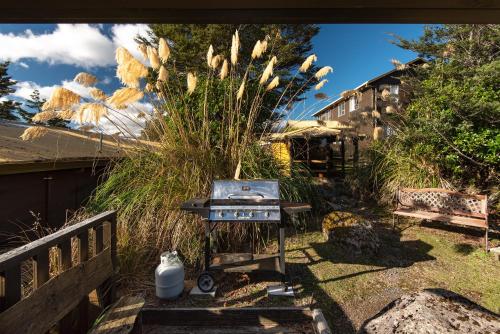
[0,210,117,334]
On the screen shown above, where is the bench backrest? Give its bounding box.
[397,188,487,219]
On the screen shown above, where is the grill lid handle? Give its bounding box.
[227,192,265,199]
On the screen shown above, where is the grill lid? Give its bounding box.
[211,180,279,202]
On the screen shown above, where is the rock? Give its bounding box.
[322,211,380,255]
[360,289,500,334]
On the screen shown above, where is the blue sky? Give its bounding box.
[300,24,423,118]
[0,23,423,128]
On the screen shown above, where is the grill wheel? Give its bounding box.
[197,271,215,292]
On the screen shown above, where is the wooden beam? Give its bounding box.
[0,1,499,23]
[88,296,145,334]
[141,307,313,327]
[0,248,113,334]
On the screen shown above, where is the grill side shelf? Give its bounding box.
[280,202,312,215]
[180,198,210,219]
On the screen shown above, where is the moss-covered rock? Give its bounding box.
[322,211,380,255]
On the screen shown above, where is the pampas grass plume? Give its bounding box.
[391,58,407,70]
[251,40,262,59]
[90,88,107,101]
[373,126,384,140]
[266,76,279,91]
[381,88,391,101]
[74,103,108,124]
[220,59,229,80]
[315,79,327,90]
[187,72,197,94]
[32,110,58,123]
[259,58,276,84]
[299,54,317,72]
[314,66,333,79]
[210,55,223,69]
[137,44,148,60]
[158,65,168,82]
[237,79,245,101]
[207,45,214,67]
[108,88,144,109]
[59,109,74,120]
[231,30,239,65]
[42,87,81,111]
[73,72,98,87]
[158,38,170,62]
[147,46,161,69]
[20,126,48,141]
[115,47,148,88]
[386,105,397,114]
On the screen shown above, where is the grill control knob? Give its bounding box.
[264,211,270,218]
[234,211,239,218]
[218,211,224,217]
[249,211,254,218]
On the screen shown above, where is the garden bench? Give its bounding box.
[393,188,489,250]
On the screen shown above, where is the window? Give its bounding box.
[338,103,345,117]
[389,84,399,102]
[349,96,358,112]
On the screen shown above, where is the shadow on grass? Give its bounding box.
[286,224,435,333]
[453,243,475,255]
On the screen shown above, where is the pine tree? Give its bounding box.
[0,61,23,121]
[141,24,320,108]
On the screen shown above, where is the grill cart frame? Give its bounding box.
[181,179,310,294]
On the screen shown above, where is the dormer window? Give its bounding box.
[338,102,345,117]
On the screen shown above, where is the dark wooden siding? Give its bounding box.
[0,166,107,245]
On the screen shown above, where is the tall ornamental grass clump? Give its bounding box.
[20,29,331,285]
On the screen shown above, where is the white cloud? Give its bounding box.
[18,62,29,69]
[12,80,92,101]
[111,24,150,65]
[0,24,151,68]
[12,81,57,100]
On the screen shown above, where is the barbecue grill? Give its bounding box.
[181,179,311,294]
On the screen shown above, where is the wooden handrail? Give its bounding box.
[0,210,116,271]
[0,210,117,313]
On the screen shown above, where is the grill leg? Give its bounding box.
[279,225,286,283]
[204,221,211,272]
